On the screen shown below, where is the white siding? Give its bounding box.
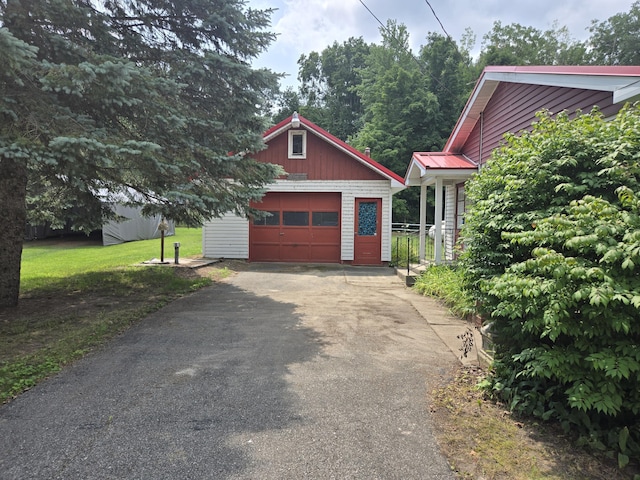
[444,185,456,261]
[202,179,395,262]
[202,213,249,259]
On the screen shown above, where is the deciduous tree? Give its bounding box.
[587,1,640,65]
[477,21,588,67]
[295,37,371,140]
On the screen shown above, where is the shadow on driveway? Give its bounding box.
[0,281,325,479]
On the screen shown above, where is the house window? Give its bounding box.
[288,130,307,159]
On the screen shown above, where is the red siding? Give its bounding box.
[462,83,622,165]
[254,129,384,181]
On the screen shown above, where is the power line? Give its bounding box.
[356,0,463,99]
[423,0,452,41]
[358,0,386,30]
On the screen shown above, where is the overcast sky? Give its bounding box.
[247,0,635,87]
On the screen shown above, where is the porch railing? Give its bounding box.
[391,223,456,274]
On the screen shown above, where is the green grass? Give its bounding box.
[413,264,475,319]
[0,227,228,403]
[391,233,420,267]
[391,232,444,267]
[21,227,202,291]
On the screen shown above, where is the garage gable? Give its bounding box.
[257,114,405,190]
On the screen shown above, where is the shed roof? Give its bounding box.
[411,152,477,169]
[405,153,477,186]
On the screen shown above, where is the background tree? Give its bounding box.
[293,38,371,139]
[587,1,640,65]
[350,21,442,221]
[419,32,475,143]
[477,21,588,67]
[0,0,282,308]
[270,86,302,123]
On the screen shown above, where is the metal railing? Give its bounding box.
[392,223,456,274]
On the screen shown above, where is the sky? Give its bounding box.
[247,0,636,88]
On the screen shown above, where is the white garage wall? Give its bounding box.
[202,213,249,259]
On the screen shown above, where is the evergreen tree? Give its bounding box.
[0,0,282,307]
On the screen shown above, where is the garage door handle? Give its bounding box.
[279,232,284,236]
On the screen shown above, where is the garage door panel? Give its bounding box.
[310,245,340,262]
[251,244,281,261]
[250,193,341,263]
[280,244,311,262]
[312,228,339,242]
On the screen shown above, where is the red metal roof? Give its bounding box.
[483,65,640,77]
[264,114,405,186]
[412,152,477,169]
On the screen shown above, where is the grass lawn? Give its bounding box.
[0,227,229,403]
[20,227,204,290]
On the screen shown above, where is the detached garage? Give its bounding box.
[203,113,405,265]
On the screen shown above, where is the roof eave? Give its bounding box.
[444,66,640,153]
[420,169,477,186]
[404,156,427,186]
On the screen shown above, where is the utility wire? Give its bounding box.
[424,0,452,41]
[357,0,458,94]
[358,0,386,30]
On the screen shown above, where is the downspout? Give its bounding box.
[479,111,484,165]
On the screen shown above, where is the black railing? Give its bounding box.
[392,223,456,272]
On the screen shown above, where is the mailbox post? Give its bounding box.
[157,219,170,263]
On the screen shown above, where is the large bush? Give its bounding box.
[461,104,640,466]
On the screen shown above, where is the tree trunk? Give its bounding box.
[0,157,28,308]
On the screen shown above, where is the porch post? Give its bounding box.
[434,177,443,264]
[418,183,427,262]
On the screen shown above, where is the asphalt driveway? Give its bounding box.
[0,264,459,479]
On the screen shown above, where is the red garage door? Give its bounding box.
[250,193,341,262]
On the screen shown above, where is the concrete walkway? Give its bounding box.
[0,264,475,479]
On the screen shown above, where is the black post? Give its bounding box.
[407,236,410,276]
[160,230,165,263]
[174,242,180,264]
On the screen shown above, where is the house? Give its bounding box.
[405,65,640,264]
[202,113,405,265]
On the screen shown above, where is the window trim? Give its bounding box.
[288,129,307,159]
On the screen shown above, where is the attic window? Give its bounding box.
[288,130,307,159]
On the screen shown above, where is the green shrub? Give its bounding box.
[462,104,640,466]
[485,190,640,466]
